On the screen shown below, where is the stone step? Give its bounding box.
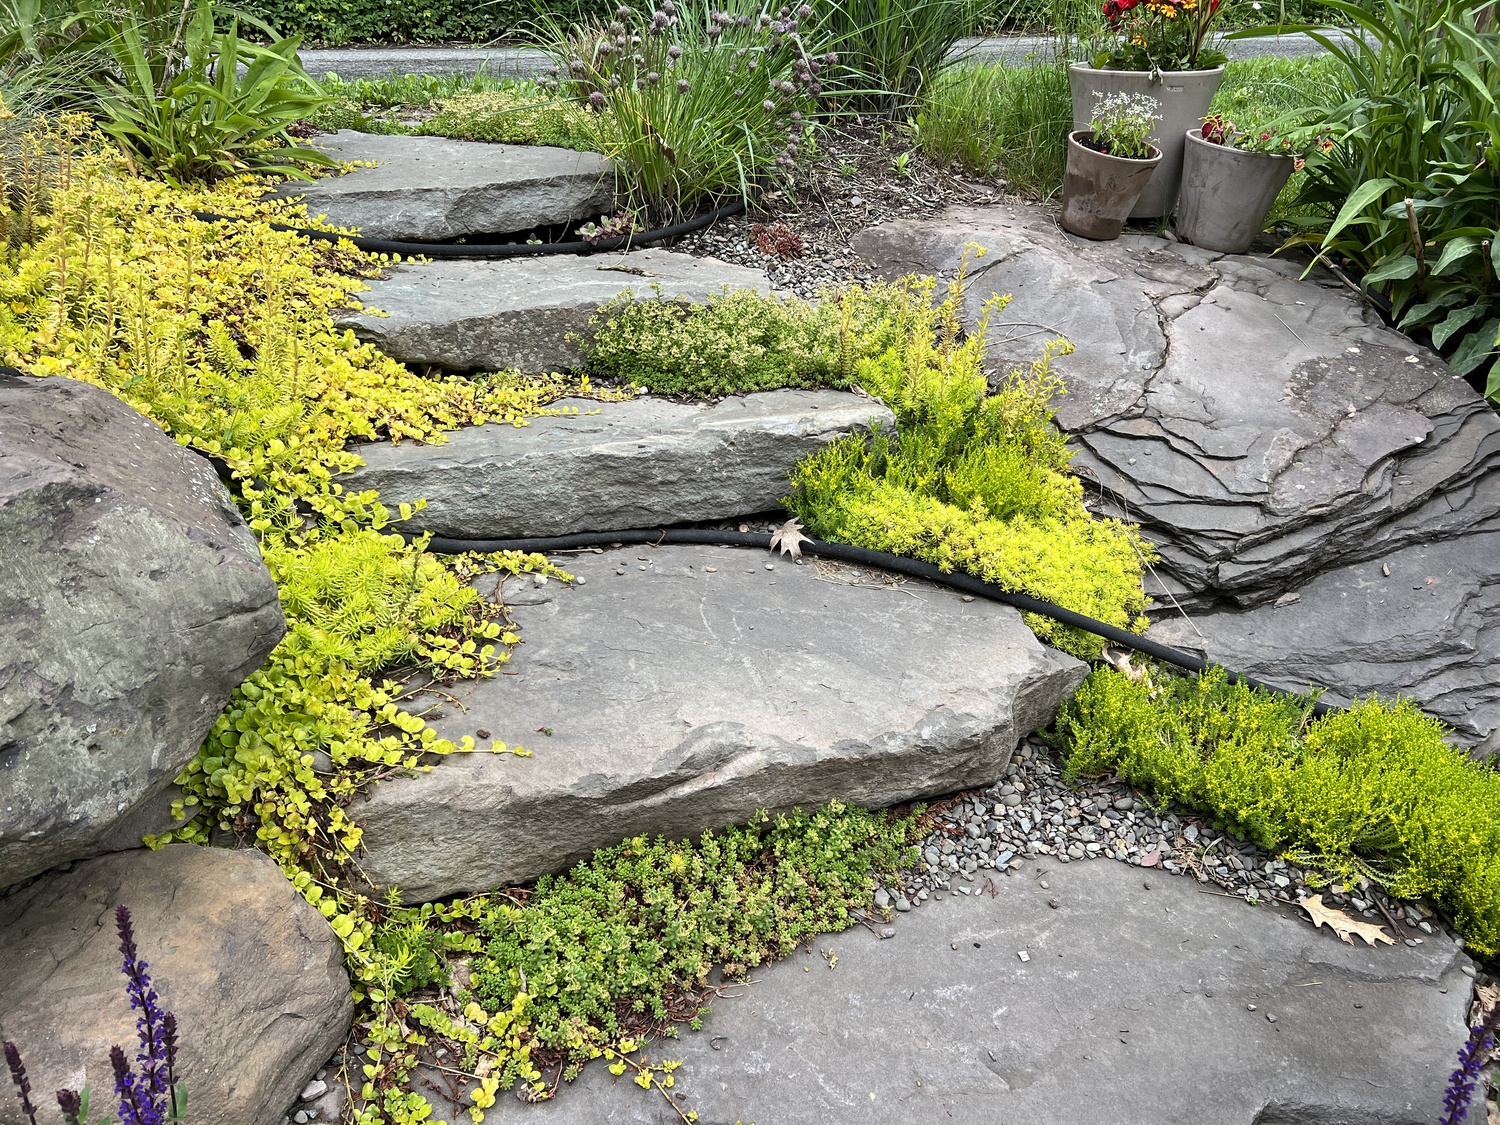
[353,545,1086,902]
[276,131,615,242]
[334,248,771,373]
[343,390,891,540]
[855,205,1500,752]
[476,854,1472,1124]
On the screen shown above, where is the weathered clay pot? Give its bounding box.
[1069,63,1225,219]
[1059,130,1164,241]
[1175,127,1297,253]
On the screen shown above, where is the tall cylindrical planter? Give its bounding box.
[1069,63,1224,220]
[1060,130,1163,241]
[1175,128,1297,254]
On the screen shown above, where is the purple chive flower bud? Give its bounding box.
[56,1089,84,1125]
[647,70,660,83]
[763,100,776,112]
[668,43,682,58]
[823,51,838,64]
[4,1042,39,1125]
[798,3,812,14]
[617,3,631,15]
[707,23,721,35]
[734,87,744,96]
[677,78,690,92]
[809,81,822,95]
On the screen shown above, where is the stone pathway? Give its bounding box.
[852,205,1500,751]
[336,247,770,373]
[478,847,1472,1124]
[355,545,1085,902]
[343,390,891,539]
[277,131,615,242]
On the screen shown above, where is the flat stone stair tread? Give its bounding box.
[343,390,892,539]
[333,248,771,373]
[275,130,615,242]
[476,856,1472,1124]
[354,546,1086,902]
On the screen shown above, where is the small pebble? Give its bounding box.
[1017,950,1030,962]
[881,927,896,939]
[1265,1013,1277,1023]
[300,1079,328,1101]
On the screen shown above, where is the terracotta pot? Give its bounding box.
[1060,130,1164,241]
[1175,127,1297,253]
[1069,63,1225,219]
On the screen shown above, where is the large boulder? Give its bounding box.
[354,545,1087,902]
[342,390,894,540]
[0,844,353,1125]
[853,208,1500,609]
[0,373,284,885]
[853,207,1500,750]
[333,249,771,373]
[479,854,1476,1124]
[276,131,616,242]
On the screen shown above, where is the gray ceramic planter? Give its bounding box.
[1069,63,1224,220]
[1060,130,1163,241]
[1175,128,1296,253]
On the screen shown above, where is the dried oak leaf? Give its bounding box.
[1299,893,1395,947]
[1102,645,1146,682]
[770,518,812,560]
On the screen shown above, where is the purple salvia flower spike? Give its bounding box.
[116,905,167,1121]
[4,1042,40,1125]
[112,1044,150,1125]
[1439,1001,1500,1125]
[57,1088,84,1125]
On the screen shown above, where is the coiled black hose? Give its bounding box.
[418,525,1334,716]
[189,197,747,259]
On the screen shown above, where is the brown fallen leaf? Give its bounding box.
[1102,645,1146,682]
[1299,893,1395,947]
[770,517,812,560]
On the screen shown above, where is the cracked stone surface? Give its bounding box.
[0,845,352,1125]
[342,391,893,539]
[854,206,1500,748]
[274,131,615,241]
[471,855,1474,1125]
[353,546,1086,902]
[334,248,771,373]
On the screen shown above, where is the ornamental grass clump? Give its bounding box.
[1057,665,1500,957]
[5,907,188,1125]
[540,0,832,217]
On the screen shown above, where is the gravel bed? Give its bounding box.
[874,732,1478,966]
[674,119,1016,299]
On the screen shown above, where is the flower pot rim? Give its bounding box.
[1068,129,1163,164]
[1068,61,1227,79]
[1183,126,1298,162]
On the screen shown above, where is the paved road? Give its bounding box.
[302,31,1347,81]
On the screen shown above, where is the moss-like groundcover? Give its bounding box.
[1058,667,1500,958]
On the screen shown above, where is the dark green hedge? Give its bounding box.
[243,0,613,45]
[248,0,1344,47]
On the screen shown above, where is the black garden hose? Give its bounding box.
[418,525,1334,716]
[189,196,747,259]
